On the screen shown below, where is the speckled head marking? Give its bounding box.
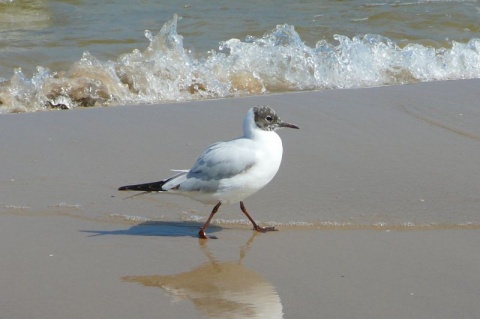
[253,105,299,131]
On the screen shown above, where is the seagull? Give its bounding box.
[118,105,299,239]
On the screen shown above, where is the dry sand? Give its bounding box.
[1,79,480,318]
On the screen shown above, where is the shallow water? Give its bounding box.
[1,0,479,112]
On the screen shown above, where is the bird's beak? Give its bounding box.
[279,121,300,129]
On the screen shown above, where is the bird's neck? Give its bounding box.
[243,109,262,139]
[243,118,282,155]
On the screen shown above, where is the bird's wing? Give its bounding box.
[120,139,258,194]
[186,139,258,182]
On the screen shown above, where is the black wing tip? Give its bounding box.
[118,180,167,192]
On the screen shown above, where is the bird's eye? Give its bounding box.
[265,115,273,122]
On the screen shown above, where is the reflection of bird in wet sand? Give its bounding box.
[123,234,283,319]
[118,106,298,239]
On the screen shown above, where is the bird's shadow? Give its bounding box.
[81,221,222,238]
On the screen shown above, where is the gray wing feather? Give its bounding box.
[186,139,257,182]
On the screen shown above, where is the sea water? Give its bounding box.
[0,0,479,113]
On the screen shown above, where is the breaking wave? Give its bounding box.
[1,14,479,113]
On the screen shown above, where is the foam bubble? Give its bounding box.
[1,14,479,113]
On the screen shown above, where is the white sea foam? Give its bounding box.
[168,214,480,230]
[1,14,479,113]
[109,213,151,223]
[4,205,30,210]
[49,202,81,209]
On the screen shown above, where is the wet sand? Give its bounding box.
[1,79,480,318]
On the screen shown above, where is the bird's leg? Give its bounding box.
[198,202,222,239]
[239,201,276,233]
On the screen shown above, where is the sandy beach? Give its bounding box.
[1,79,480,318]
